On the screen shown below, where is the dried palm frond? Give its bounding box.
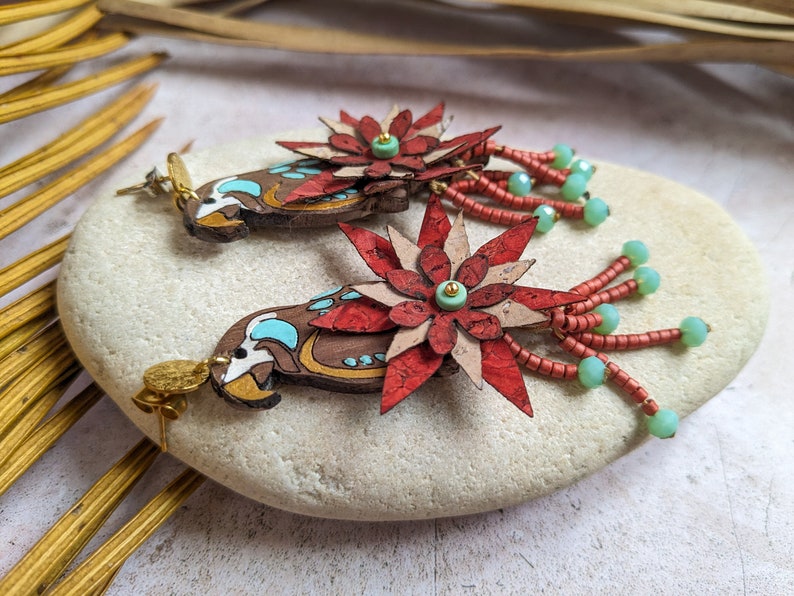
[96,0,794,69]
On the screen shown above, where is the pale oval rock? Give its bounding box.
[58,132,768,521]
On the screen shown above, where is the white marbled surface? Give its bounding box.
[1,1,792,593]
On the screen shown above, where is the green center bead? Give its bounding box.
[370,132,400,159]
[435,281,467,311]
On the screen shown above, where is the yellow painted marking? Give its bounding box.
[222,374,275,402]
[261,183,364,211]
[299,331,386,379]
[196,212,244,228]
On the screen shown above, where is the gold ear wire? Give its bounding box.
[116,152,200,212]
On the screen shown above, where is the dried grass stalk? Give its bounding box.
[0,0,93,28]
[0,315,54,362]
[0,236,69,297]
[0,439,160,594]
[0,5,103,55]
[0,323,66,391]
[48,469,206,596]
[0,64,73,102]
[0,117,163,242]
[0,52,166,124]
[0,371,82,471]
[0,32,129,76]
[0,83,156,198]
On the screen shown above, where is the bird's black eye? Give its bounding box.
[203,197,216,204]
[233,347,248,359]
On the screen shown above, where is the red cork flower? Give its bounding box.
[278,104,498,203]
[310,195,584,415]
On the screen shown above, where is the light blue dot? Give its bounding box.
[296,167,322,175]
[282,172,305,180]
[374,353,386,362]
[268,165,292,174]
[309,298,334,311]
[311,286,343,300]
[359,355,373,365]
[343,358,358,367]
[341,291,362,300]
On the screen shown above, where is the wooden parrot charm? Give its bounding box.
[133,196,709,450]
[122,104,610,243]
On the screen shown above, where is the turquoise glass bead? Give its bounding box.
[370,133,400,159]
[533,205,557,233]
[634,267,660,295]
[647,409,679,438]
[507,171,532,196]
[593,304,619,335]
[679,316,709,347]
[552,143,574,169]
[435,281,467,311]
[577,356,606,388]
[621,240,649,266]
[569,159,594,180]
[560,173,587,201]
[583,197,609,226]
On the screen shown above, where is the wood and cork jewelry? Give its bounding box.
[133,196,707,451]
[120,104,608,243]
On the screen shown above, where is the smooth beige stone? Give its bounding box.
[57,133,768,521]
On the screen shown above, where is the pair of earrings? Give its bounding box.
[122,104,707,451]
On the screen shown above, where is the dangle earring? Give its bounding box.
[118,104,607,243]
[131,195,707,451]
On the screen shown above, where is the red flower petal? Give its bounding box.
[381,344,444,414]
[427,314,457,355]
[277,140,327,152]
[386,269,432,299]
[405,103,445,138]
[389,301,434,327]
[419,245,451,284]
[329,133,365,153]
[391,154,426,171]
[413,163,479,182]
[339,110,359,127]
[417,194,451,249]
[474,218,538,267]
[364,160,392,178]
[328,154,372,166]
[282,169,358,204]
[338,222,401,279]
[480,338,533,417]
[455,308,502,340]
[310,299,396,333]
[511,286,586,310]
[455,254,489,288]
[429,127,500,164]
[467,283,514,308]
[388,109,412,139]
[401,136,436,155]
[358,116,382,143]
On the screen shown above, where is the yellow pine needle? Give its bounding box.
[0,52,167,124]
[0,64,73,102]
[0,323,66,391]
[0,371,81,470]
[0,116,164,243]
[0,5,103,56]
[0,281,56,339]
[0,439,160,594]
[0,83,156,197]
[0,348,80,439]
[0,235,69,297]
[0,32,129,76]
[0,314,53,362]
[47,469,206,596]
[0,0,93,27]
